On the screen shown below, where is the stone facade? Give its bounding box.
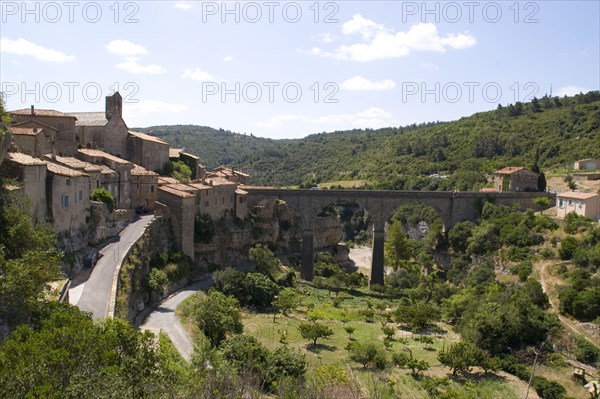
[0,152,48,222]
[45,161,90,236]
[158,185,195,259]
[127,131,169,172]
[76,149,133,209]
[8,123,56,157]
[130,164,159,208]
[493,167,539,192]
[9,108,77,156]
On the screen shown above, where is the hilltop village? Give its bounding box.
[0,92,250,261]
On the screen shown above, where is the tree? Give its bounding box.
[448,220,476,253]
[438,341,486,376]
[219,334,269,374]
[193,289,243,346]
[385,221,411,268]
[249,244,279,276]
[392,348,430,377]
[348,341,388,369]
[91,188,115,212]
[163,160,192,183]
[298,322,334,346]
[147,268,168,296]
[344,326,355,340]
[272,288,302,316]
[395,301,441,330]
[0,189,60,331]
[263,347,307,388]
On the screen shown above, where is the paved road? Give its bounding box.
[73,215,154,319]
[140,263,253,361]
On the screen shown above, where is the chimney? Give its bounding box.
[105,92,123,120]
[30,105,35,116]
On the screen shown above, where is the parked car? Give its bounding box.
[82,252,99,269]
[135,205,152,215]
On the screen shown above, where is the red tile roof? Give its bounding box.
[494,167,525,175]
[128,130,168,145]
[557,191,599,200]
[10,109,76,118]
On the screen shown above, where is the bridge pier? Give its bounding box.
[369,220,385,287]
[301,229,314,281]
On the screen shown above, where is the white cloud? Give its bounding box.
[311,107,397,128]
[313,32,336,44]
[251,107,398,130]
[181,68,214,81]
[174,1,193,10]
[340,76,395,91]
[105,39,148,56]
[116,58,166,74]
[222,56,234,62]
[422,62,440,71]
[554,86,590,97]
[303,15,476,62]
[342,14,386,40]
[0,37,74,63]
[127,100,187,115]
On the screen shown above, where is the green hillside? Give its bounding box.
[139,92,600,189]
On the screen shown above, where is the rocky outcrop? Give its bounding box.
[193,198,346,268]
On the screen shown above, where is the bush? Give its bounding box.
[559,237,578,260]
[91,188,115,212]
[532,376,567,399]
[574,336,600,365]
[147,268,168,296]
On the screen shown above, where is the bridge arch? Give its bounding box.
[244,188,554,285]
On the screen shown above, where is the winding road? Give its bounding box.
[70,215,154,319]
[139,263,254,361]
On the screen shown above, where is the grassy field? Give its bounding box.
[238,283,537,398]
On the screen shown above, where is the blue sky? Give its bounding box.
[1,1,598,139]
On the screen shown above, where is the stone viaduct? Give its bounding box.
[245,188,555,285]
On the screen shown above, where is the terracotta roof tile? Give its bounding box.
[45,161,88,177]
[131,164,158,176]
[77,148,131,164]
[158,185,195,198]
[10,109,75,118]
[43,155,102,173]
[158,176,180,185]
[8,126,43,136]
[169,148,183,158]
[494,167,525,175]
[128,130,168,145]
[5,152,46,166]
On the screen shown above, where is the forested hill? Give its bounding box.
[139,92,600,189]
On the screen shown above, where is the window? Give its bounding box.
[62,195,69,208]
[568,200,574,206]
[79,190,83,202]
[151,185,154,193]
[558,199,564,208]
[66,178,71,186]
[96,180,99,189]
[578,201,583,208]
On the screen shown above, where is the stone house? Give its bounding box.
[574,159,600,170]
[68,92,129,157]
[0,152,48,222]
[130,164,159,209]
[556,191,600,221]
[43,155,103,194]
[158,185,195,259]
[45,161,90,236]
[8,107,77,156]
[127,130,169,172]
[493,167,539,192]
[76,149,133,209]
[209,166,250,185]
[8,122,56,157]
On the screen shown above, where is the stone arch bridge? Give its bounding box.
[245,188,554,285]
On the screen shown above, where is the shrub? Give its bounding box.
[91,188,115,212]
[194,214,215,243]
[348,341,388,369]
[147,268,168,296]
